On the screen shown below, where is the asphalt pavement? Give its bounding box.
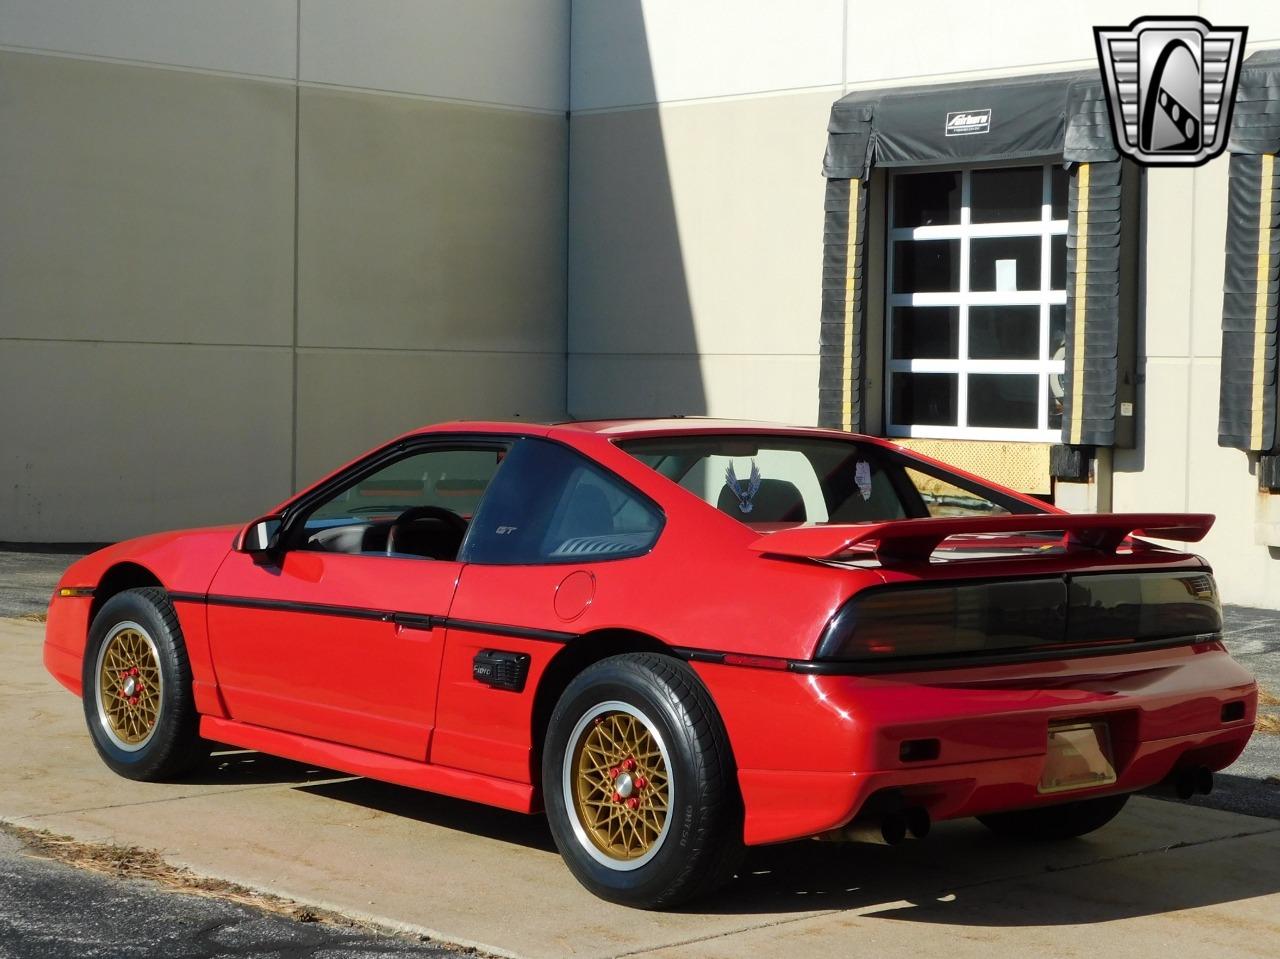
[0,828,467,959]
[0,546,103,618]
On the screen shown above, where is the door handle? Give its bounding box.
[391,612,436,631]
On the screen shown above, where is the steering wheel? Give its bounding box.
[386,506,468,557]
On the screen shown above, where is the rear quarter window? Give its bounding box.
[460,439,663,564]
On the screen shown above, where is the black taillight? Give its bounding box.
[817,571,1221,663]
[1067,572,1221,642]
[816,578,1066,661]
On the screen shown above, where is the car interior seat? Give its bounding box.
[716,479,807,523]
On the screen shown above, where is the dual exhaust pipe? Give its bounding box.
[829,767,1212,845]
[1157,765,1214,800]
[827,806,931,845]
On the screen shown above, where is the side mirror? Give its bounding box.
[236,514,283,554]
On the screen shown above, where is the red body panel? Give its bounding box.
[200,715,534,812]
[44,526,238,715]
[700,641,1255,844]
[202,550,462,760]
[44,418,1258,846]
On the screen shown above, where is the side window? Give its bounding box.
[309,449,500,523]
[298,447,504,559]
[904,466,1010,517]
[461,440,662,565]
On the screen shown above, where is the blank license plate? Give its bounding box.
[1038,720,1118,794]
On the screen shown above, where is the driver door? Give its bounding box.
[206,442,505,760]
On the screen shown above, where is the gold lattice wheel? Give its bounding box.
[95,622,163,751]
[566,702,672,868]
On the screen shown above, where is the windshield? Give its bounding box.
[618,434,1037,527]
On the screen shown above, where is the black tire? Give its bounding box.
[81,587,209,781]
[977,792,1130,840]
[542,653,742,908]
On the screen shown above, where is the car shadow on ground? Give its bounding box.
[696,823,1280,922]
[180,747,344,788]
[194,750,1280,924]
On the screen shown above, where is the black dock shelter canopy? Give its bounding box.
[818,70,1136,472]
[1219,49,1280,491]
[822,70,1116,179]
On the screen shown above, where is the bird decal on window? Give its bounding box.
[725,460,762,514]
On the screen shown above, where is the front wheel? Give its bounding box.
[542,653,742,908]
[977,792,1130,840]
[82,587,208,781]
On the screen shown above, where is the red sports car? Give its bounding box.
[45,419,1257,907]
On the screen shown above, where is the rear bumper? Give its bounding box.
[694,640,1257,846]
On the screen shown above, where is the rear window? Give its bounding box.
[619,434,1029,527]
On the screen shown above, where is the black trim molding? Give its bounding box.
[793,632,1214,676]
[167,591,576,645]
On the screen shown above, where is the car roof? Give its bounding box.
[409,417,892,445]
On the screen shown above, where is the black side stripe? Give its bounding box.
[169,592,795,666]
[442,617,577,644]
[171,592,392,623]
[167,592,576,644]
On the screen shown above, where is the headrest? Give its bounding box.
[716,478,807,522]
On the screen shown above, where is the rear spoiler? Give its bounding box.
[749,512,1215,565]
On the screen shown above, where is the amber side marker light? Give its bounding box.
[57,587,94,598]
[722,653,790,671]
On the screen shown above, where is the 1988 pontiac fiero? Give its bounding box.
[45,419,1257,907]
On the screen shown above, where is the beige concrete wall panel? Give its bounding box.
[1112,359,1191,514]
[1180,359,1270,604]
[571,0,842,110]
[1203,2,1280,47]
[0,52,296,346]
[569,93,830,359]
[0,342,293,542]
[1140,168,1196,359]
[297,87,567,354]
[568,108,698,358]
[1189,155,1230,359]
[844,1,1198,87]
[568,354,817,425]
[295,349,565,485]
[1113,356,1280,607]
[0,0,298,78]
[300,0,569,111]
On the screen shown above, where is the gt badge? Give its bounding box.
[1094,16,1246,167]
[724,460,762,514]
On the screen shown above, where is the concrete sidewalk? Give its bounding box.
[3,618,1280,959]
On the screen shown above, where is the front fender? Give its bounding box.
[45,526,239,713]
